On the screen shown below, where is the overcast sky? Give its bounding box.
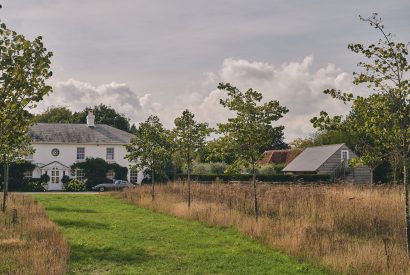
[2,1,410,140]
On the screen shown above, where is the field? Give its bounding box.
[121,182,410,275]
[33,194,325,274]
[0,194,69,274]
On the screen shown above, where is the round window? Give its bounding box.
[51,148,60,157]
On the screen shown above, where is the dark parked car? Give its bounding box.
[92,180,135,192]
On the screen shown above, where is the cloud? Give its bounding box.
[37,55,354,141]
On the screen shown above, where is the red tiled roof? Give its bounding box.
[258,149,292,165]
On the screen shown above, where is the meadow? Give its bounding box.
[0,194,69,274]
[121,182,410,275]
[33,194,325,274]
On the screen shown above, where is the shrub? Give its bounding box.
[177,173,331,183]
[65,179,86,192]
[257,164,285,175]
[21,178,46,192]
[61,175,71,189]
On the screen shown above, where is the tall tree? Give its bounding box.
[217,83,288,220]
[126,115,171,200]
[312,14,410,254]
[73,104,132,132]
[34,106,73,123]
[173,110,210,207]
[0,21,53,211]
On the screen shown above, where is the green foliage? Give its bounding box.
[71,158,127,190]
[0,20,53,209]
[311,14,409,185]
[40,173,50,184]
[65,179,86,192]
[126,115,171,184]
[173,109,211,176]
[34,106,74,123]
[34,195,325,274]
[21,178,46,192]
[257,164,285,175]
[73,104,132,132]
[177,174,330,183]
[0,161,35,191]
[61,175,71,189]
[217,83,289,173]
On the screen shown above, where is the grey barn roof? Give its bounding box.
[282,144,344,172]
[30,123,134,144]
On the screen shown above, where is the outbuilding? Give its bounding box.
[282,143,372,183]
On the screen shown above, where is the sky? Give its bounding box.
[2,1,410,141]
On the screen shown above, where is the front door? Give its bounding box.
[49,167,61,190]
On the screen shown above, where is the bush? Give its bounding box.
[61,175,70,189]
[21,178,46,192]
[257,164,285,175]
[66,179,86,192]
[177,173,331,183]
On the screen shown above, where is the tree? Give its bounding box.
[73,104,132,132]
[217,83,288,220]
[173,110,210,207]
[0,21,53,211]
[126,115,171,200]
[312,14,410,254]
[34,106,73,123]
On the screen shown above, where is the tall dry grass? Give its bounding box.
[0,194,69,274]
[120,182,410,274]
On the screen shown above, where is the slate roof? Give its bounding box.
[29,123,134,144]
[282,144,344,172]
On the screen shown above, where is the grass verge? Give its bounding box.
[34,194,326,274]
[0,194,69,274]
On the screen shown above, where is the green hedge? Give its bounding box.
[177,174,331,183]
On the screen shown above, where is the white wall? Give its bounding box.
[29,142,144,189]
[32,143,130,168]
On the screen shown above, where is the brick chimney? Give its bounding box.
[87,111,95,127]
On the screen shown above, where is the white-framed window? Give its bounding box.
[341,150,349,162]
[75,169,85,181]
[51,168,60,184]
[106,148,114,160]
[106,169,115,180]
[77,147,85,160]
[23,170,32,179]
[130,170,139,184]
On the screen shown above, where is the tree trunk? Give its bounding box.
[370,168,374,185]
[2,164,9,213]
[187,161,191,208]
[151,168,155,201]
[252,163,259,221]
[403,158,410,256]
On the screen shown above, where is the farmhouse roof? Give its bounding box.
[282,144,344,172]
[29,123,134,144]
[258,149,292,165]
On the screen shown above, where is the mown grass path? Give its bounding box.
[34,194,327,274]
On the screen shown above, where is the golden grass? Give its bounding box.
[121,182,410,275]
[0,194,69,275]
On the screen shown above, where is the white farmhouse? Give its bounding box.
[27,112,143,190]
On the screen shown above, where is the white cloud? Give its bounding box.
[37,56,354,141]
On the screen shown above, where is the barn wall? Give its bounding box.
[317,144,357,175]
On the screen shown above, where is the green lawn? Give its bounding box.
[34,194,327,274]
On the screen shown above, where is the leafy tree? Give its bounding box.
[71,158,127,190]
[217,83,288,220]
[0,21,53,211]
[173,110,210,207]
[312,14,410,254]
[126,115,171,200]
[73,104,132,132]
[34,106,73,123]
